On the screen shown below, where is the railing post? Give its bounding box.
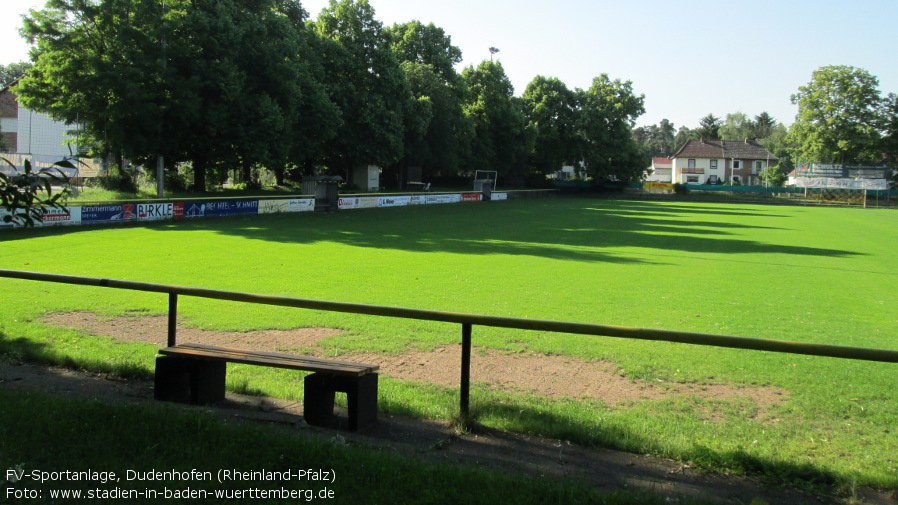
[167,292,178,347]
[460,323,472,418]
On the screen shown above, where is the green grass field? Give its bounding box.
[1,198,896,491]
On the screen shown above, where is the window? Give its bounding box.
[686,175,699,183]
[755,161,763,171]
[732,160,742,170]
[710,160,718,170]
[687,159,696,168]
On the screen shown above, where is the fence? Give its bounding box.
[2,268,897,417]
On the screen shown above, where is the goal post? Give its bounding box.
[473,170,497,191]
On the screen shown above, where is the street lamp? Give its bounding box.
[489,47,499,61]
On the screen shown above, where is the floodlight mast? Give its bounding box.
[156,1,167,198]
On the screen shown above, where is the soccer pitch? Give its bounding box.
[1,198,896,488]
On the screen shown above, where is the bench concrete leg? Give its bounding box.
[304,373,378,431]
[154,356,226,405]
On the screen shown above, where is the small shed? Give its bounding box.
[301,176,342,212]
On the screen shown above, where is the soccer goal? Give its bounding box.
[473,170,497,192]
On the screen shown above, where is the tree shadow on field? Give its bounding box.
[0,330,59,365]
[145,199,860,265]
[459,397,856,502]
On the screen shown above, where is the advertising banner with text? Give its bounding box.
[182,200,259,218]
[259,199,315,214]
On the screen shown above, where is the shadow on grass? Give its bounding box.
[0,333,864,498]
[0,199,860,265]
[0,330,151,380]
[376,380,858,494]
[132,199,861,265]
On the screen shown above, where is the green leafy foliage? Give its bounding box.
[787,65,886,164]
[697,113,722,139]
[0,61,32,88]
[522,76,579,176]
[575,75,645,183]
[462,61,533,180]
[387,21,472,181]
[0,157,71,227]
[632,118,677,161]
[313,0,410,178]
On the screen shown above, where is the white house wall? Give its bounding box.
[15,104,74,157]
[672,157,725,184]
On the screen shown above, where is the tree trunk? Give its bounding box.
[193,156,207,192]
[275,166,285,186]
[242,159,252,185]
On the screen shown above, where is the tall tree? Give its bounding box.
[385,20,461,84]
[632,118,676,160]
[787,65,885,164]
[19,0,178,169]
[386,20,471,180]
[753,112,776,139]
[697,113,722,139]
[228,0,340,186]
[313,0,411,182]
[673,126,699,151]
[718,112,755,140]
[20,0,340,191]
[461,60,532,180]
[575,74,645,183]
[522,76,578,177]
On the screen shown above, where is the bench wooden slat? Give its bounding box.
[159,343,378,377]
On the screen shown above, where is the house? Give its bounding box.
[645,157,672,182]
[1,79,100,177]
[1,79,76,157]
[670,138,777,185]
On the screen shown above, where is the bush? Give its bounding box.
[0,157,71,227]
[87,163,138,193]
[673,183,690,195]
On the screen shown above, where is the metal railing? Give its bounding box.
[2,268,897,417]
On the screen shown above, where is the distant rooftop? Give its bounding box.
[672,139,777,161]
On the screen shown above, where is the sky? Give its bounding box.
[3,0,897,129]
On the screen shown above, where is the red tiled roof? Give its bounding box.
[652,157,672,166]
[672,139,777,161]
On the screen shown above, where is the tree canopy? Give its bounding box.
[787,65,885,164]
[312,0,410,182]
[575,75,645,183]
[522,76,578,177]
[14,0,659,189]
[461,61,532,179]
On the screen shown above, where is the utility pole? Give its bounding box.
[156,1,166,197]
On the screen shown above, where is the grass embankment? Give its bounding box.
[1,199,896,492]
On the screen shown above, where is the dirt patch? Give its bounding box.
[41,311,787,413]
[343,346,786,412]
[41,311,341,352]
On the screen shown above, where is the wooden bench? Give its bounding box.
[154,343,379,431]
